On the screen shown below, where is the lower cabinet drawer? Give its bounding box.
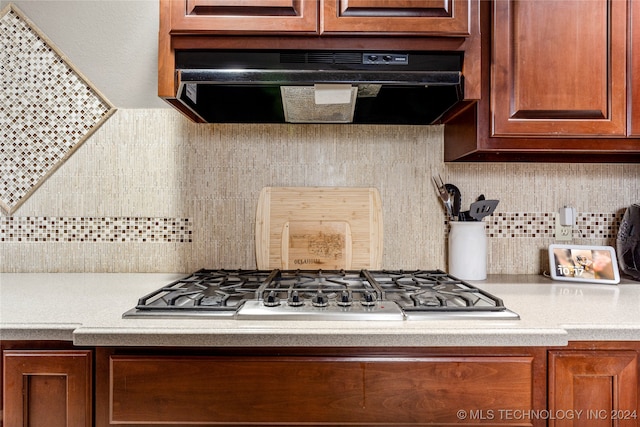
[99,354,534,426]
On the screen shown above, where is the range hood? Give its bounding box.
[174,50,463,125]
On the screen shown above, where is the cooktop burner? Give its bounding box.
[368,270,506,309]
[123,269,519,320]
[126,269,274,317]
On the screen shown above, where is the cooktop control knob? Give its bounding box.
[361,291,376,307]
[287,291,304,307]
[263,290,281,307]
[336,290,352,307]
[311,290,329,307]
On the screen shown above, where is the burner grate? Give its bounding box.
[365,270,510,313]
[133,269,275,313]
[124,268,519,320]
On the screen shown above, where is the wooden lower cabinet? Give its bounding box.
[2,342,639,427]
[95,347,544,427]
[549,349,639,427]
[2,349,92,427]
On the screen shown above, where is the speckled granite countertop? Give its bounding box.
[1,273,638,347]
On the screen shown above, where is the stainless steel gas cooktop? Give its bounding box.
[123,269,519,321]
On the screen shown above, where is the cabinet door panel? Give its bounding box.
[322,0,470,35]
[631,0,640,136]
[491,0,626,136]
[104,355,534,426]
[25,375,68,427]
[3,350,92,427]
[549,350,638,427]
[170,0,318,33]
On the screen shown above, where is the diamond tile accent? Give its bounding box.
[0,5,115,214]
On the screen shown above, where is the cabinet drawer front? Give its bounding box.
[322,0,471,36]
[107,355,534,425]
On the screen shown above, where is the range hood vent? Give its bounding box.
[174,50,464,124]
[280,52,363,64]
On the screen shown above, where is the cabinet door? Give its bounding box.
[3,350,92,427]
[321,0,471,35]
[168,0,318,34]
[549,350,638,427]
[630,0,640,136]
[491,0,627,137]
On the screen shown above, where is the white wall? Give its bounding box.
[1,0,166,108]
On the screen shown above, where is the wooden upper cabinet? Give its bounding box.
[321,0,471,35]
[165,0,472,36]
[491,0,627,137]
[169,0,319,34]
[631,0,640,136]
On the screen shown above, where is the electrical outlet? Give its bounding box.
[555,216,572,241]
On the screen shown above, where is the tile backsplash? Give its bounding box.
[1,217,192,242]
[0,5,115,214]
[1,109,638,273]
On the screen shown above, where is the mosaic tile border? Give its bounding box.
[0,217,193,243]
[486,212,554,238]
[446,212,624,240]
[0,212,623,243]
[1,4,116,215]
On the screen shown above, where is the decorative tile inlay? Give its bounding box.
[0,5,116,215]
[0,217,193,243]
[575,212,624,239]
[1,213,620,244]
[445,212,624,240]
[487,212,555,238]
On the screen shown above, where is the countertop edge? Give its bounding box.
[71,326,570,348]
[0,324,79,342]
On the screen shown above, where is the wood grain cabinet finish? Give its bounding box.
[631,0,640,137]
[548,350,639,427]
[97,353,536,426]
[2,350,92,427]
[166,0,471,35]
[443,0,640,162]
[491,0,627,137]
[168,0,319,34]
[321,0,471,36]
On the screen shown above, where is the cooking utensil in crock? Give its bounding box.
[432,175,453,220]
[468,199,499,221]
[444,183,462,220]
